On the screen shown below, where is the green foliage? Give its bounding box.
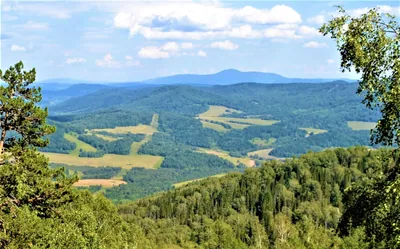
[118,147,392,248]
[51,164,121,179]
[0,61,55,154]
[320,6,400,147]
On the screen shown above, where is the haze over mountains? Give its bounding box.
[37,69,356,88]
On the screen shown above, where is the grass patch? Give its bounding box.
[196,148,255,167]
[42,152,163,169]
[91,125,157,135]
[73,179,127,188]
[201,120,228,132]
[347,121,376,131]
[247,148,285,160]
[299,128,328,136]
[198,105,279,131]
[94,133,119,141]
[173,173,227,188]
[64,133,97,156]
[251,137,277,146]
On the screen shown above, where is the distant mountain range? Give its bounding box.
[38,69,357,88]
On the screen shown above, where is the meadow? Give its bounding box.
[196,148,255,167]
[198,105,279,131]
[347,121,376,130]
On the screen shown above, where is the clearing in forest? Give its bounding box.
[64,133,97,156]
[73,179,127,187]
[91,125,157,135]
[299,128,328,137]
[42,152,164,169]
[347,121,376,131]
[247,148,285,161]
[198,105,279,131]
[173,173,227,188]
[43,114,163,169]
[251,137,277,146]
[196,148,255,167]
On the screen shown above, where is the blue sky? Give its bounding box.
[0,0,398,82]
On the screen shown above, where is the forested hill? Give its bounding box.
[118,147,398,248]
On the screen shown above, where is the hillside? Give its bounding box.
[117,147,397,248]
[41,82,381,200]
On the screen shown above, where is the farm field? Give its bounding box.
[74,179,127,187]
[64,133,97,156]
[196,148,255,167]
[198,105,279,131]
[299,127,328,136]
[94,133,119,141]
[91,125,157,135]
[347,121,376,131]
[200,120,228,132]
[42,152,163,169]
[247,148,286,161]
[251,137,276,146]
[173,173,227,188]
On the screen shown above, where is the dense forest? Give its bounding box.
[118,147,399,248]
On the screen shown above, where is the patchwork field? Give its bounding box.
[74,179,127,187]
[42,152,163,169]
[94,133,119,141]
[197,148,255,167]
[299,128,328,136]
[173,173,227,188]
[200,120,228,132]
[91,125,157,135]
[251,137,277,146]
[247,148,285,161]
[64,133,97,156]
[198,105,279,131]
[347,121,376,131]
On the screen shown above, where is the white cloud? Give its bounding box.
[327,59,335,64]
[181,42,194,49]
[11,45,26,52]
[210,40,239,50]
[2,5,11,12]
[264,27,301,39]
[303,41,327,48]
[197,50,207,57]
[235,5,301,24]
[307,15,325,25]
[66,57,86,64]
[138,47,170,59]
[162,42,180,52]
[124,55,140,66]
[96,53,120,67]
[297,25,321,37]
[113,3,302,40]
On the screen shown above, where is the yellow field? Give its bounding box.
[91,125,157,135]
[199,105,242,117]
[173,173,227,188]
[42,152,163,169]
[247,148,285,161]
[198,105,279,131]
[299,128,328,136]
[197,148,255,167]
[347,121,376,131]
[74,179,127,188]
[201,120,228,132]
[94,133,119,141]
[251,137,277,146]
[64,134,97,156]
